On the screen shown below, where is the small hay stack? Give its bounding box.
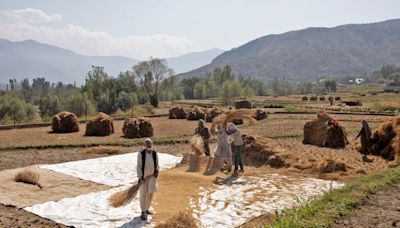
[310,96,318,101]
[168,106,186,119]
[205,107,224,122]
[186,106,206,120]
[85,112,114,136]
[319,96,326,101]
[302,96,308,101]
[303,112,348,148]
[335,96,341,101]
[123,118,153,138]
[155,212,199,228]
[252,109,267,120]
[235,100,252,109]
[14,169,42,189]
[51,111,79,133]
[366,115,400,161]
[241,135,291,168]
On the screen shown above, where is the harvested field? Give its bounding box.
[0,117,206,149]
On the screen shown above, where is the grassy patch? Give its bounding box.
[268,165,400,228]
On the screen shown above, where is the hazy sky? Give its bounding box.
[0,0,399,59]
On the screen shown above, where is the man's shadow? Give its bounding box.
[119,216,151,228]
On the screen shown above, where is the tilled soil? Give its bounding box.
[331,181,400,228]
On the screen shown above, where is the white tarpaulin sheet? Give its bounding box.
[25,187,153,228]
[191,174,344,227]
[40,152,182,186]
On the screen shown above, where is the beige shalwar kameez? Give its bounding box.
[137,150,159,212]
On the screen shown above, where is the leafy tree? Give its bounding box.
[0,95,35,124]
[220,80,242,105]
[133,57,175,107]
[39,95,63,117]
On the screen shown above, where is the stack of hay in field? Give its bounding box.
[235,100,252,109]
[205,107,224,122]
[252,109,267,120]
[186,106,206,120]
[302,96,308,101]
[310,96,318,101]
[123,118,153,138]
[51,111,79,133]
[14,169,42,189]
[303,112,348,148]
[169,106,186,119]
[357,115,400,161]
[241,135,291,168]
[85,112,114,136]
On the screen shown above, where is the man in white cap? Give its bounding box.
[226,122,244,173]
[137,138,159,220]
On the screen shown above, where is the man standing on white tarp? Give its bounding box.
[137,138,159,220]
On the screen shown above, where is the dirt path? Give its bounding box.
[331,181,400,228]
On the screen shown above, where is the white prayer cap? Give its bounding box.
[145,138,153,144]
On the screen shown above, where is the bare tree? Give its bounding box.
[133,57,174,107]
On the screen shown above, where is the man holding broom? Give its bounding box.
[137,138,159,220]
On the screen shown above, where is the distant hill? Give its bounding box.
[0,39,223,85]
[0,39,138,84]
[167,48,224,73]
[179,19,400,82]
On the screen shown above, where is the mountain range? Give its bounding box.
[0,39,223,84]
[179,19,400,82]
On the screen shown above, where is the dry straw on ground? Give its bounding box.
[84,146,122,155]
[85,112,114,136]
[14,169,42,189]
[303,111,348,148]
[123,117,154,138]
[155,211,198,228]
[169,107,187,119]
[51,111,79,133]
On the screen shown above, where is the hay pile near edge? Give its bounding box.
[85,112,114,136]
[123,118,154,138]
[357,115,400,161]
[155,211,198,228]
[303,112,348,148]
[14,169,42,189]
[51,111,79,133]
[186,106,206,120]
[169,106,186,119]
[85,146,122,155]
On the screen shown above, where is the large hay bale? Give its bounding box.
[85,112,114,136]
[253,109,267,120]
[310,96,318,101]
[235,100,252,109]
[319,96,326,101]
[303,112,348,148]
[169,106,186,119]
[122,118,153,138]
[186,106,206,121]
[343,100,362,106]
[302,96,308,101]
[51,111,79,133]
[205,107,224,122]
[335,96,341,101]
[366,115,400,161]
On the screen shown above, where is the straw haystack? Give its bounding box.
[210,109,256,134]
[186,106,206,120]
[85,112,114,136]
[14,169,42,189]
[241,135,290,168]
[310,96,318,101]
[303,112,348,148]
[302,96,308,101]
[253,109,267,120]
[155,212,198,228]
[359,115,400,161]
[205,107,224,122]
[169,107,186,119]
[235,100,252,109]
[51,111,79,133]
[123,118,153,138]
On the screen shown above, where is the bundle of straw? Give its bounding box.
[108,174,154,208]
[14,169,42,189]
[190,134,205,155]
[211,109,256,134]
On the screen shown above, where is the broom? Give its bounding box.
[14,169,43,189]
[108,174,154,208]
[211,109,256,135]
